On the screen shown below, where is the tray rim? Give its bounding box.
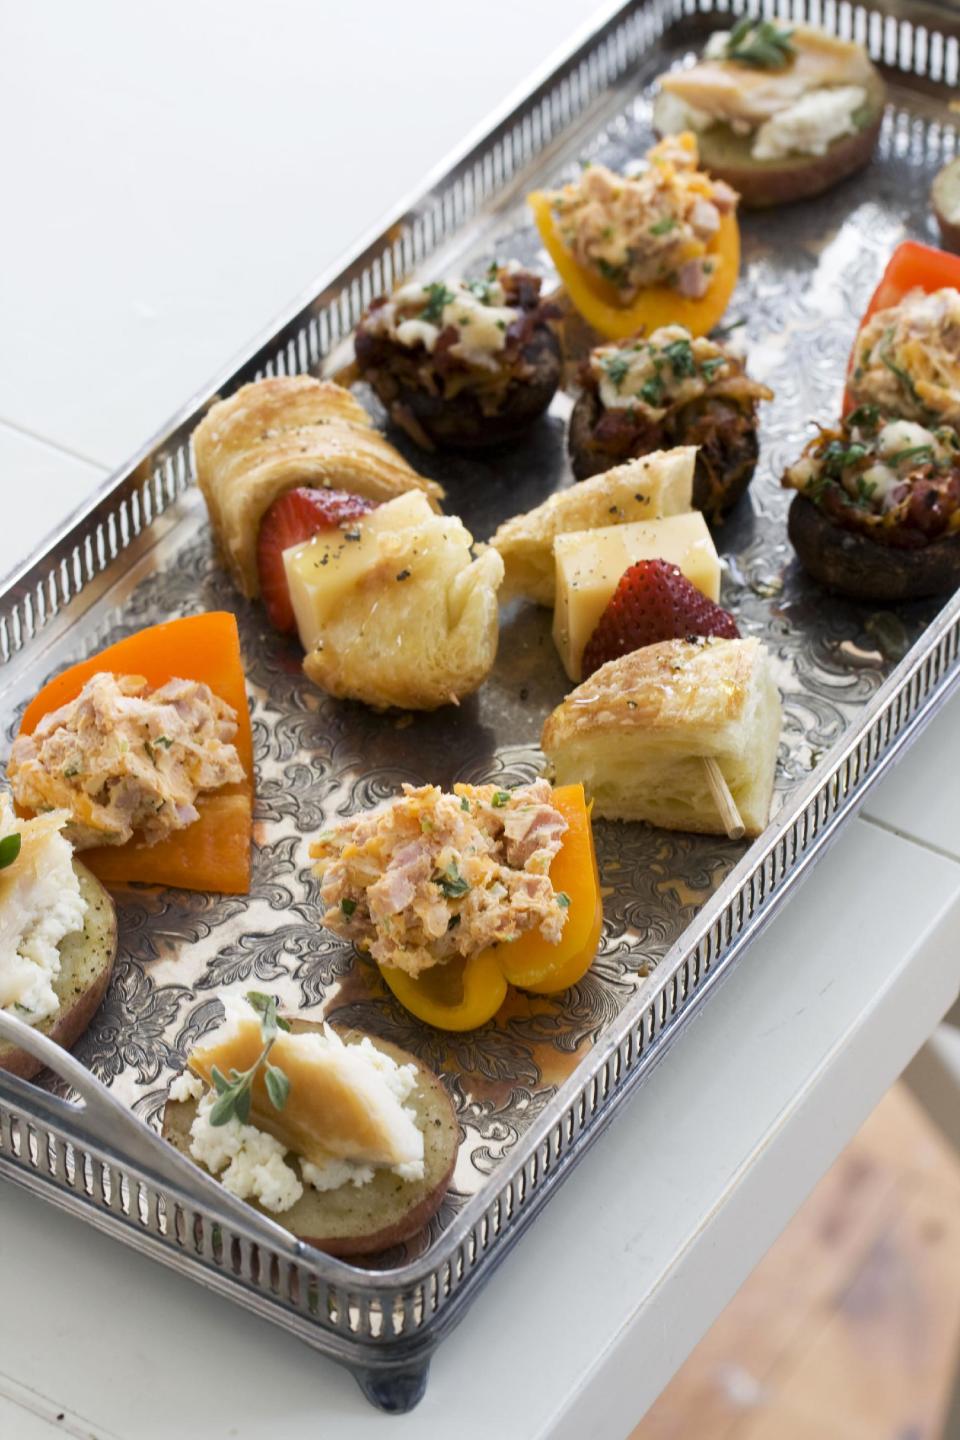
[3,0,960,1406]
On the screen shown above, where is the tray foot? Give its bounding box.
[354,1362,430,1413]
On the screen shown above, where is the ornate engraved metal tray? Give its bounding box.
[2,0,960,1413]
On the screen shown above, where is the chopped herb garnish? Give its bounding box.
[435,861,470,899]
[467,278,492,303]
[887,444,934,468]
[0,833,22,871]
[724,18,795,68]
[640,374,666,407]
[881,350,922,405]
[340,897,357,917]
[821,439,868,480]
[447,913,461,931]
[460,796,471,812]
[846,403,881,432]
[556,891,571,909]
[663,337,696,379]
[854,475,878,507]
[601,354,631,389]
[649,216,678,236]
[63,763,82,778]
[420,282,455,325]
[699,356,725,381]
[420,816,434,833]
[154,735,174,749]
[208,993,290,1128]
[491,790,511,808]
[596,256,630,289]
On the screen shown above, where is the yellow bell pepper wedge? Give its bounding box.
[527,190,740,341]
[497,784,602,994]
[379,947,509,1033]
[377,782,602,1030]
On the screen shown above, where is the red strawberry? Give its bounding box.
[581,559,739,678]
[257,487,376,633]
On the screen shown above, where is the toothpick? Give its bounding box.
[702,758,745,841]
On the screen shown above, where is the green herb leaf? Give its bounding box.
[663,337,696,379]
[640,374,666,407]
[420,282,455,325]
[649,216,678,236]
[233,1087,251,1125]
[341,897,357,917]
[601,354,631,389]
[153,735,174,749]
[596,256,630,289]
[209,1089,241,1127]
[846,403,881,432]
[210,1065,230,1095]
[435,861,471,899]
[881,350,922,405]
[491,790,511,808]
[887,444,934,468]
[264,1064,290,1112]
[460,796,471,812]
[0,833,21,871]
[725,19,795,69]
[699,356,725,381]
[556,891,571,908]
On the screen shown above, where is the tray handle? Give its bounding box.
[0,1009,303,1253]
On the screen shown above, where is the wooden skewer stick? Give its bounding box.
[702,757,745,841]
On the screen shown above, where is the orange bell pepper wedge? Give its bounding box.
[528,188,740,341]
[378,783,602,1030]
[16,612,253,894]
[843,240,960,412]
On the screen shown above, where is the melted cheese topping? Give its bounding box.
[0,797,86,1025]
[361,275,519,371]
[588,324,735,415]
[850,287,960,428]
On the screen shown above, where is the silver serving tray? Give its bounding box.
[2,0,960,1413]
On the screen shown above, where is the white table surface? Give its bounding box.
[2,4,960,1437]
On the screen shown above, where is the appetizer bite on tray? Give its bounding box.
[312,781,602,1031]
[354,265,561,449]
[0,795,117,1080]
[163,993,457,1256]
[784,408,960,600]
[552,510,721,681]
[528,134,740,340]
[542,638,781,840]
[280,490,504,710]
[568,324,772,519]
[8,613,254,894]
[490,447,695,604]
[653,22,885,207]
[193,375,443,598]
[847,245,960,429]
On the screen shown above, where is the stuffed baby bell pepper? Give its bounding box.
[528,133,740,341]
[311,780,602,1030]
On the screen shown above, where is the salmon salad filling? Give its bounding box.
[8,672,245,849]
[311,780,570,977]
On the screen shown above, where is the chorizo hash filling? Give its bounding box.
[312,780,569,977]
[8,673,244,849]
[585,325,771,421]
[543,135,738,304]
[355,264,557,405]
[849,288,960,430]
[783,407,960,547]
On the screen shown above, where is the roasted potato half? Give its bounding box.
[163,1024,459,1258]
[652,71,885,209]
[0,862,118,1081]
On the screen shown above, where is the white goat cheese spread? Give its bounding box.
[751,85,866,160]
[0,798,87,1026]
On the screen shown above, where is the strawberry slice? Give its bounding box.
[257,487,376,634]
[582,559,739,678]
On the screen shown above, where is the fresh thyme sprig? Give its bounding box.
[724,17,795,69]
[208,992,291,1127]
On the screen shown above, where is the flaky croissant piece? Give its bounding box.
[541,637,781,837]
[192,376,444,596]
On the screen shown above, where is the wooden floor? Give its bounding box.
[631,1082,960,1440]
